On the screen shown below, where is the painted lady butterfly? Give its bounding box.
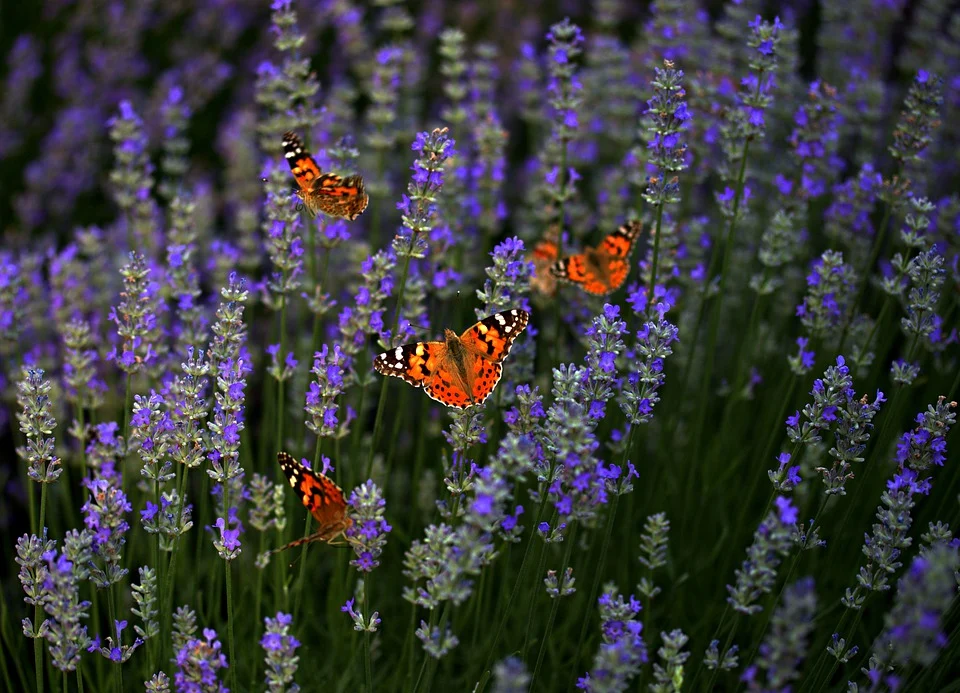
[528,225,561,298]
[550,221,644,296]
[269,451,352,555]
[373,309,530,409]
[282,131,369,220]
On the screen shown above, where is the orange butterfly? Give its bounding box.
[373,309,530,409]
[550,221,644,296]
[268,452,352,555]
[528,225,561,298]
[282,131,369,220]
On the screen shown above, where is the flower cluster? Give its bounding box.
[16,367,62,486]
[305,344,349,439]
[726,497,797,615]
[346,480,391,572]
[639,61,690,208]
[261,612,301,692]
[576,585,647,691]
[620,289,679,425]
[109,252,161,376]
[795,250,857,341]
[742,577,816,691]
[174,627,229,692]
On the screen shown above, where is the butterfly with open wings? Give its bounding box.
[374,309,530,409]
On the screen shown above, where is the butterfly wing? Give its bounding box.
[551,221,643,295]
[550,253,607,294]
[282,131,323,191]
[373,341,446,388]
[307,174,369,220]
[457,309,530,405]
[529,238,560,297]
[281,131,368,220]
[276,451,348,532]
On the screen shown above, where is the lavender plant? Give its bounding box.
[2,5,960,693]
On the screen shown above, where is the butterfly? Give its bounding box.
[282,131,369,220]
[549,221,644,296]
[373,309,530,409]
[528,225,561,298]
[267,451,352,556]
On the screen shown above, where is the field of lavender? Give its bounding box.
[2,0,959,691]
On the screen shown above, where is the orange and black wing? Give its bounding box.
[282,131,369,220]
[551,221,643,295]
[457,309,530,406]
[306,174,369,220]
[282,131,324,191]
[277,451,347,529]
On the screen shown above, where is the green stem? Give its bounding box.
[225,561,238,693]
[76,667,83,693]
[276,287,289,453]
[522,511,556,658]
[648,202,666,296]
[109,585,123,693]
[702,612,740,693]
[530,522,579,691]
[121,375,133,495]
[692,140,751,458]
[411,607,440,693]
[363,578,373,692]
[481,482,552,675]
[33,626,43,693]
[838,202,893,353]
[571,432,634,678]
[368,235,417,479]
[39,482,48,541]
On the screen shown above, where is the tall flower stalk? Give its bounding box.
[368,127,455,475]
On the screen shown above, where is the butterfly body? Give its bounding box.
[550,221,644,295]
[374,310,530,409]
[273,452,351,553]
[282,131,369,220]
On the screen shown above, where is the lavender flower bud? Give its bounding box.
[89,619,144,664]
[172,606,197,653]
[305,344,348,439]
[650,629,690,693]
[16,367,62,485]
[795,250,857,340]
[415,620,458,659]
[145,672,171,692]
[131,566,159,640]
[82,476,131,588]
[109,252,161,375]
[158,86,190,201]
[40,548,92,671]
[742,577,816,691]
[492,656,530,693]
[576,585,647,691]
[703,640,740,672]
[341,596,381,634]
[726,499,796,615]
[261,612,301,692]
[890,71,944,167]
[346,480,391,573]
[174,627,229,691]
[870,545,959,671]
[16,531,55,637]
[639,61,690,208]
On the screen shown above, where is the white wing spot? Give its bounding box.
[394,347,403,360]
[511,309,518,315]
[495,313,506,325]
[504,325,512,333]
